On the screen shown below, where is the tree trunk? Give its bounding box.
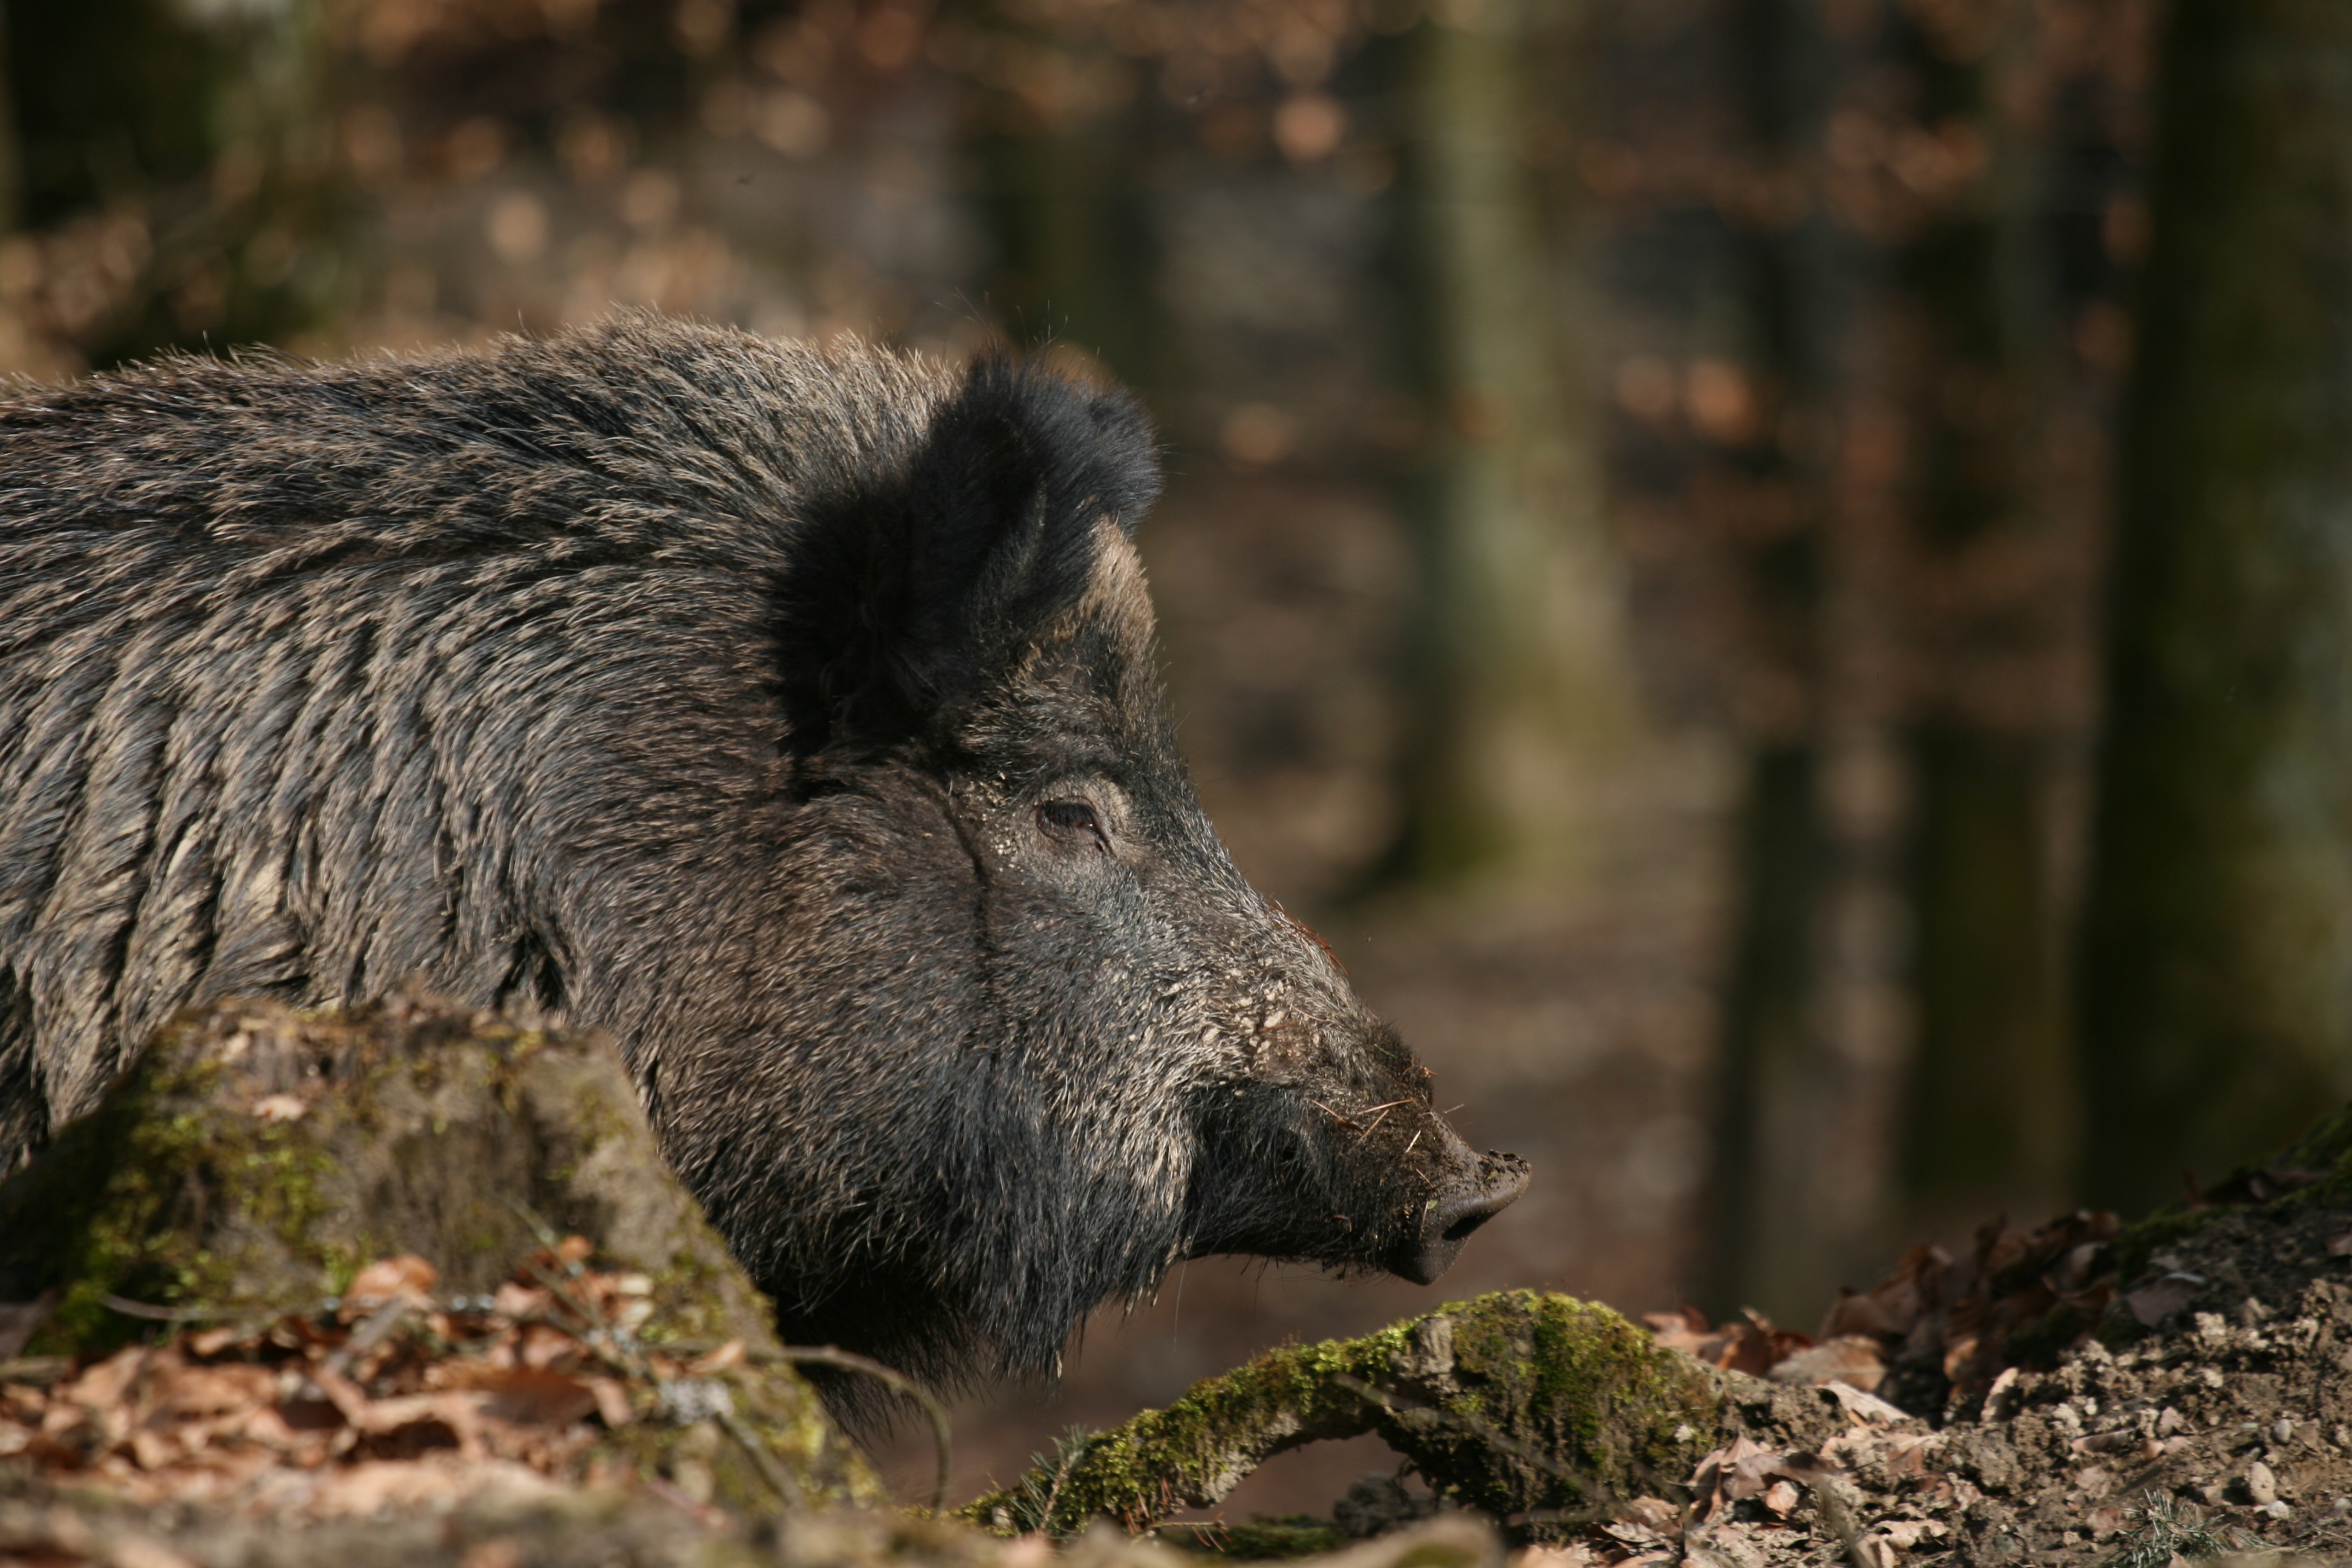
[1696,0,1880,1325]
[2076,0,2352,1212]
[959,10,1155,389]
[971,102,1156,386]
[1395,0,1645,888]
[1888,10,2076,1229]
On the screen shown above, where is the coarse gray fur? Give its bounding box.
[0,315,1525,1391]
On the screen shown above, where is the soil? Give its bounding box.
[1157,1145,2352,1568]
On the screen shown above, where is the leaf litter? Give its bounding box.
[21,1155,2352,1568]
[1590,1190,2352,1568]
[0,1240,754,1520]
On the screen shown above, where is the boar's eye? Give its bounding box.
[1037,797,1111,852]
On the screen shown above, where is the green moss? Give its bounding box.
[2101,1098,2352,1293]
[2108,1209,2212,1292]
[1162,1517,1350,1557]
[964,1292,1721,1538]
[0,995,878,1510]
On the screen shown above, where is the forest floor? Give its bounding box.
[1596,1185,2352,1568]
[1169,1148,2352,1568]
[13,1165,2352,1568]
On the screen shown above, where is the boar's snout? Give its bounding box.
[1395,1149,1531,1285]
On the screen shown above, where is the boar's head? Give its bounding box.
[647,354,1528,1390]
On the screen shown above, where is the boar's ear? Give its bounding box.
[775,355,1161,757]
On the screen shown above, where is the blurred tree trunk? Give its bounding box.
[1695,0,1861,1324]
[0,0,341,367]
[0,5,18,235]
[963,18,1155,389]
[1394,0,1645,888]
[1889,13,2077,1228]
[2076,0,2352,1213]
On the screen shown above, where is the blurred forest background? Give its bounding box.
[8,0,2349,1521]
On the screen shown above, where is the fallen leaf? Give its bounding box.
[1821,1380,1915,1425]
[440,1365,597,1428]
[1512,1547,1604,1568]
[586,1376,636,1429]
[687,1339,745,1376]
[1622,1497,1681,1533]
[107,1534,201,1568]
[153,1362,276,1418]
[1770,1335,1887,1391]
[345,1255,440,1312]
[1873,1520,1947,1549]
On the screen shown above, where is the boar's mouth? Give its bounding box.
[1391,1149,1531,1285]
[1186,1083,1529,1284]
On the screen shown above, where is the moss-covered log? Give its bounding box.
[0,993,880,1512]
[964,1292,1724,1536]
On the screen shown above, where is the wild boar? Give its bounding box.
[0,315,1527,1385]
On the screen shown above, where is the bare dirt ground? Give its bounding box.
[1615,1174,2352,1568]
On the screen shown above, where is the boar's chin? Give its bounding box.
[1183,1088,1529,1283]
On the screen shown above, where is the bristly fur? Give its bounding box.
[0,314,1516,1402]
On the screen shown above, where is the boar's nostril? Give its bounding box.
[1395,1151,1530,1286]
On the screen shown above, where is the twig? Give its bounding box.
[500,1198,946,1509]
[1354,1101,1410,1142]
[1307,1099,1364,1131]
[773,1344,953,1515]
[318,1296,414,1380]
[1814,1481,1873,1568]
[719,1407,805,1506]
[97,1294,244,1323]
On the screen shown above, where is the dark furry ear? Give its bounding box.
[774,355,1161,759]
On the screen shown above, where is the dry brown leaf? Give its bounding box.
[687,1339,746,1375]
[0,1244,770,1522]
[1687,1436,1837,1524]
[1768,1335,1887,1391]
[1821,1380,1915,1425]
[153,1361,276,1419]
[587,1376,636,1428]
[516,1323,583,1372]
[440,1364,598,1428]
[1513,1547,1606,1568]
[492,1281,549,1318]
[1872,1520,1947,1549]
[1621,1497,1681,1532]
[344,1255,441,1312]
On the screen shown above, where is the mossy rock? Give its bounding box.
[965,1291,1724,1535]
[0,992,880,1511]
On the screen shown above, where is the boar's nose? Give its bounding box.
[1398,1151,1530,1285]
